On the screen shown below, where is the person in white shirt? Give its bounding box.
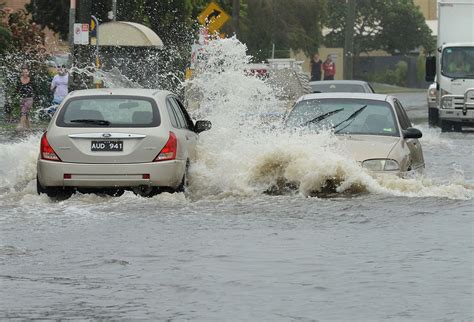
[51,65,69,104]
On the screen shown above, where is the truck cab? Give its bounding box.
[425,1,474,132]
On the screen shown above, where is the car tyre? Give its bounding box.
[177,162,189,193]
[133,186,158,198]
[37,176,72,199]
[36,176,48,195]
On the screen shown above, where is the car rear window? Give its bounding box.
[56,96,160,127]
[311,84,367,93]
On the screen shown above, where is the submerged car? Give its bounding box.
[37,88,212,198]
[309,80,375,94]
[285,93,424,175]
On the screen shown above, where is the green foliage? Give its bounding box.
[0,27,12,53]
[0,2,12,53]
[240,0,326,61]
[26,0,69,40]
[0,8,51,116]
[394,60,407,86]
[366,60,408,87]
[325,0,435,56]
[416,54,425,83]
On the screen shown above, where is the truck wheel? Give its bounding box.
[440,120,453,132]
[428,108,439,127]
[453,123,462,132]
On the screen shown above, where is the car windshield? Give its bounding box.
[286,98,399,136]
[311,83,367,93]
[57,96,160,127]
[441,47,474,78]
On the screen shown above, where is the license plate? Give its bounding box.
[91,140,123,152]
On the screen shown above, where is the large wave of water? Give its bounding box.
[0,37,472,202]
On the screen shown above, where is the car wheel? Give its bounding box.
[177,162,189,193]
[132,186,158,198]
[36,176,47,195]
[37,177,72,199]
[428,108,439,127]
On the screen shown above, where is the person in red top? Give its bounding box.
[322,55,336,80]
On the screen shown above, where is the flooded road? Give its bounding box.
[1,39,473,320]
[0,90,472,320]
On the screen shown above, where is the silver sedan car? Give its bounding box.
[309,80,375,94]
[285,93,425,175]
[37,88,211,198]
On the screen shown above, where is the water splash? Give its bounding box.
[183,36,473,200]
[0,37,472,201]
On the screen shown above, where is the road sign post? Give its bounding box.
[91,15,101,88]
[197,2,230,33]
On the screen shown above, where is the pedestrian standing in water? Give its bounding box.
[16,66,35,130]
[310,53,322,81]
[51,65,69,104]
[322,54,336,80]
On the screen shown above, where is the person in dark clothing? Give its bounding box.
[310,53,322,81]
[16,66,35,130]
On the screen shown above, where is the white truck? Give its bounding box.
[426,0,474,131]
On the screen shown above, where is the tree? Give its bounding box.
[239,0,326,61]
[381,1,434,54]
[26,0,69,40]
[0,2,13,53]
[0,7,51,116]
[325,0,434,56]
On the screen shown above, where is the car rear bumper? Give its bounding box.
[37,159,185,188]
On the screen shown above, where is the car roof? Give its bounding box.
[308,80,370,86]
[297,92,391,103]
[67,88,174,100]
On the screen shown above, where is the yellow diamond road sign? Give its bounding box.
[198,2,230,33]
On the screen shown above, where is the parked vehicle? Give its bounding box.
[309,80,375,94]
[36,88,212,198]
[425,0,474,131]
[427,80,438,126]
[284,93,425,176]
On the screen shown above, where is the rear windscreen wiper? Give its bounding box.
[70,119,111,126]
[300,108,344,127]
[333,105,367,133]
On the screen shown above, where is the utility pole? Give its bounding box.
[68,0,76,54]
[232,0,240,36]
[112,0,117,21]
[344,0,356,80]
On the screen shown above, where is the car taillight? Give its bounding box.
[154,131,177,162]
[40,132,61,161]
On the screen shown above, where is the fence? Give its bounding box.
[354,55,431,89]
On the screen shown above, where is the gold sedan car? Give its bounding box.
[285,93,425,175]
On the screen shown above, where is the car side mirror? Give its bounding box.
[403,127,422,139]
[425,56,436,82]
[195,120,212,133]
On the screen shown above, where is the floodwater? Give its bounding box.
[1,38,473,320]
